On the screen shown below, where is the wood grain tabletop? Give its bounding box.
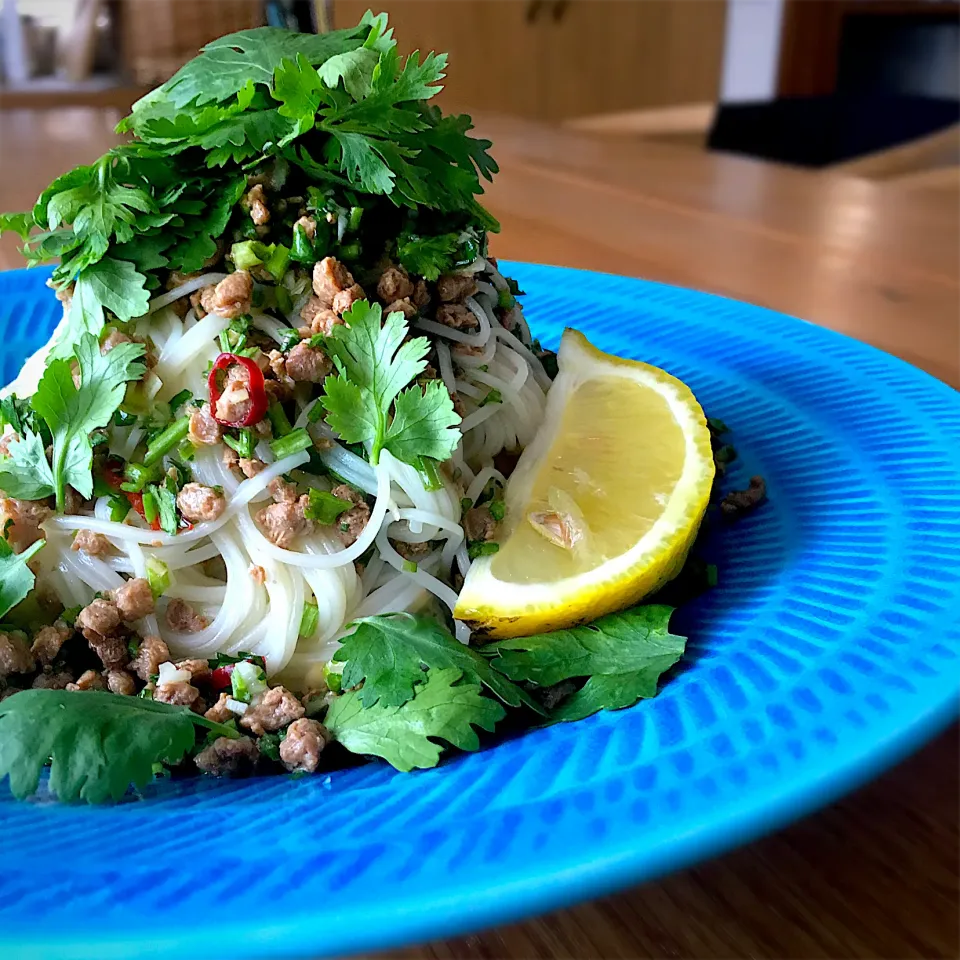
[0,107,957,959]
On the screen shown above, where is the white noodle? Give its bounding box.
[148,273,227,314]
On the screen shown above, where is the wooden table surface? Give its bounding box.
[1,108,957,958]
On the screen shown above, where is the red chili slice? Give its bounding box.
[208,353,268,428]
[210,664,235,691]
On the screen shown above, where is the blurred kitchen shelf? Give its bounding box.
[0,75,149,109]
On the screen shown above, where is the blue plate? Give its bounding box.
[1,264,959,960]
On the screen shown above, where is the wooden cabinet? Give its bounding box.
[332,0,727,121]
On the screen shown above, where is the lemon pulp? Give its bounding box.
[492,376,686,583]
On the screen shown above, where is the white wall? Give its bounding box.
[720,0,785,104]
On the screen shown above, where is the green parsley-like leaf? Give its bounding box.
[324,667,504,772]
[0,211,33,240]
[53,258,150,359]
[165,177,245,271]
[32,333,146,508]
[0,690,237,803]
[131,26,368,112]
[383,380,460,464]
[333,131,396,194]
[0,430,55,501]
[318,46,380,100]
[395,232,460,281]
[483,606,687,721]
[0,539,45,620]
[333,612,542,712]
[321,300,460,465]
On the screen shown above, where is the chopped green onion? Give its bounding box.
[231,660,268,703]
[299,600,319,638]
[265,244,290,281]
[177,439,196,462]
[402,559,418,573]
[146,558,170,599]
[121,461,160,493]
[303,488,352,524]
[307,401,325,423]
[497,288,515,310]
[168,390,193,414]
[223,428,256,460]
[489,498,505,521]
[267,402,294,438]
[415,456,443,492]
[107,493,131,522]
[322,662,342,694]
[347,205,364,231]
[141,489,159,526]
[479,389,502,407]
[460,496,473,515]
[231,240,266,272]
[144,415,190,467]
[338,241,361,261]
[277,327,301,352]
[467,540,500,560]
[270,428,312,460]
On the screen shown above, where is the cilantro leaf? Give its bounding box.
[0,430,55,501]
[130,26,369,112]
[383,380,460,463]
[322,300,459,465]
[165,176,245,271]
[324,667,505,771]
[318,47,380,100]
[31,333,146,508]
[273,53,327,135]
[333,612,542,712]
[0,690,237,803]
[396,232,461,281]
[0,211,32,240]
[0,539,45,620]
[53,258,150,359]
[333,131,396,194]
[483,606,687,721]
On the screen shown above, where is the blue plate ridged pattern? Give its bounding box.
[1,263,958,960]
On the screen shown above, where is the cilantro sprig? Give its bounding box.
[483,606,688,722]
[321,300,460,465]
[324,667,504,772]
[0,333,145,510]
[0,690,239,803]
[333,612,542,713]
[0,539,45,620]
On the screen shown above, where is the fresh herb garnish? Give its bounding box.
[0,691,239,803]
[482,606,687,722]
[324,667,504,772]
[0,539,45,620]
[303,488,352,524]
[321,299,460,465]
[332,612,541,713]
[0,333,145,509]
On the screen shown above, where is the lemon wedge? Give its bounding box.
[455,329,715,639]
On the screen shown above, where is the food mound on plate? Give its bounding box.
[0,13,740,802]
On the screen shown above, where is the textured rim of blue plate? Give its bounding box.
[1,263,959,960]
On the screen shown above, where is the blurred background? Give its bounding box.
[0,0,958,172]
